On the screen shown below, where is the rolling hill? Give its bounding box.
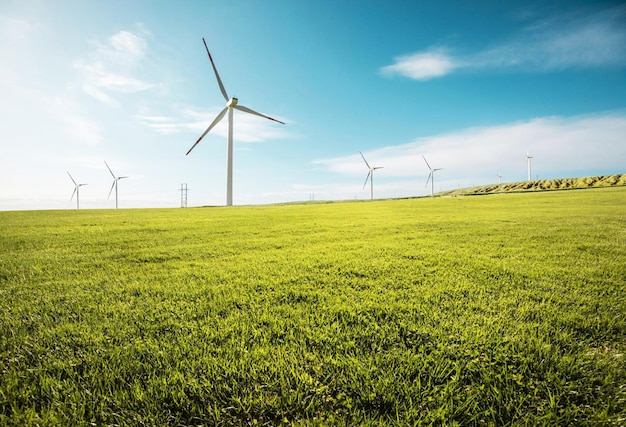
[439,173,626,197]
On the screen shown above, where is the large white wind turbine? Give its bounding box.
[105,161,128,209]
[360,151,383,200]
[186,38,285,206]
[423,155,442,197]
[497,173,502,184]
[526,151,533,181]
[67,172,87,210]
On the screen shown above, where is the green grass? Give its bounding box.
[1,187,625,425]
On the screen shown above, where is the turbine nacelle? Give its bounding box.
[227,97,238,107]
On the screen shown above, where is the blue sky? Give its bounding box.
[1,0,625,210]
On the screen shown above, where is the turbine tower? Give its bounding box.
[186,38,285,206]
[67,172,87,210]
[360,151,383,200]
[526,151,533,181]
[423,155,442,197]
[105,161,128,209]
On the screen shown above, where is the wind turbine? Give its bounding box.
[526,151,533,181]
[67,172,87,210]
[186,38,285,206]
[423,155,442,197]
[497,173,502,184]
[105,161,128,209]
[360,151,383,200]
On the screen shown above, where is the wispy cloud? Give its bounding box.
[0,15,32,44]
[135,106,291,143]
[314,111,626,184]
[74,28,155,105]
[0,15,34,81]
[0,14,103,147]
[105,30,149,61]
[47,96,104,145]
[382,6,626,80]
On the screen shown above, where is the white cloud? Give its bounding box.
[0,14,103,148]
[380,48,458,80]
[75,61,154,93]
[382,6,626,80]
[135,106,290,143]
[81,84,120,107]
[477,7,626,70]
[313,112,626,185]
[106,30,148,60]
[74,29,154,104]
[47,96,104,145]
[0,15,32,43]
[0,15,34,83]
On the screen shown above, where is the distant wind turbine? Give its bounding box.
[497,173,502,184]
[423,155,442,197]
[360,151,383,200]
[526,151,533,181]
[67,172,86,210]
[186,38,285,207]
[105,161,128,209]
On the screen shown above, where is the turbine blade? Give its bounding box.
[67,171,77,185]
[70,187,77,201]
[359,151,371,169]
[422,155,432,171]
[233,105,285,124]
[203,38,229,102]
[186,107,228,155]
[105,161,115,178]
[108,181,115,199]
[363,171,371,189]
[425,171,433,188]
[119,176,129,180]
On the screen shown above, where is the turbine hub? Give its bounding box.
[227,97,238,107]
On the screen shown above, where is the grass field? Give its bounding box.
[1,188,625,425]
